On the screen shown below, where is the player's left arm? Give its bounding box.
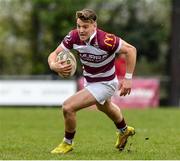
[117,39,137,96]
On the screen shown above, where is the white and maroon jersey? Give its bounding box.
[60,28,122,83]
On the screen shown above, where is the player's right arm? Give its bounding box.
[48,45,72,77]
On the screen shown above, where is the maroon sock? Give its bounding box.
[114,118,127,132]
[65,131,76,140]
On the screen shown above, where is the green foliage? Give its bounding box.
[0,0,32,74]
[0,0,171,76]
[0,107,180,159]
[92,0,171,75]
[0,0,89,75]
[30,0,89,74]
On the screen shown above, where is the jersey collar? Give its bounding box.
[87,30,97,44]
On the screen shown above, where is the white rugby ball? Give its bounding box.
[56,50,77,78]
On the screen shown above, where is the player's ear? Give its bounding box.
[94,21,97,28]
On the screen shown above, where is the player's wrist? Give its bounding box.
[124,73,133,80]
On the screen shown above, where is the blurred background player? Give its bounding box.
[115,54,126,79]
[48,8,137,154]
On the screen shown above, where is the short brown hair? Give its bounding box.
[76,9,97,23]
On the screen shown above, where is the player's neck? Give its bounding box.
[85,30,96,44]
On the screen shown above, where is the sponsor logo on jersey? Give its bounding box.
[104,34,116,49]
[80,53,108,63]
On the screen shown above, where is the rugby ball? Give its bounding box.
[56,50,77,78]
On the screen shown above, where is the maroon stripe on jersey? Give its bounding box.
[84,74,115,83]
[83,59,115,74]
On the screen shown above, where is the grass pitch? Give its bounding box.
[0,107,180,160]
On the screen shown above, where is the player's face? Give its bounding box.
[77,18,96,41]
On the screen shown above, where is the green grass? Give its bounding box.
[0,107,180,160]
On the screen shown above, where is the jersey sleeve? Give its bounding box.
[60,30,75,51]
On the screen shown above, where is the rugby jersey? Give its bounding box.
[60,28,122,83]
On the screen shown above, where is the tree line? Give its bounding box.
[0,0,171,77]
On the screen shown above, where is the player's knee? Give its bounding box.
[96,105,104,112]
[62,100,74,116]
[96,99,111,113]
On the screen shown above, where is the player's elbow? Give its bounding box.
[129,45,136,55]
[127,45,137,59]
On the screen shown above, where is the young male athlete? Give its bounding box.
[48,8,137,154]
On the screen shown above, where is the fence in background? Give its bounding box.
[0,75,170,107]
[0,75,76,106]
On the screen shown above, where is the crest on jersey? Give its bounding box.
[93,39,99,48]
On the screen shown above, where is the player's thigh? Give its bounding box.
[63,88,97,112]
[96,99,111,112]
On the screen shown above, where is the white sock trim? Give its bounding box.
[118,125,128,133]
[63,137,73,144]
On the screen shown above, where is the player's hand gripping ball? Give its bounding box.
[56,50,77,78]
